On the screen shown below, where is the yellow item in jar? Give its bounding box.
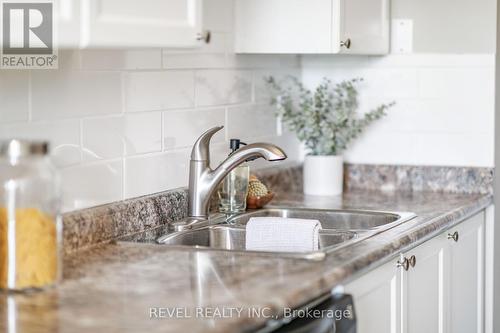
[0,208,58,290]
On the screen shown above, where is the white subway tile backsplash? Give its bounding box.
[163,108,225,150]
[125,71,195,112]
[1,30,492,213]
[0,71,29,122]
[227,104,277,140]
[123,112,163,155]
[226,54,284,69]
[124,150,190,198]
[162,32,227,69]
[344,130,418,165]
[413,132,494,167]
[415,99,494,135]
[82,112,162,160]
[302,54,495,167]
[82,116,123,160]
[0,119,81,167]
[304,67,419,100]
[61,160,123,212]
[253,69,301,104]
[31,70,122,120]
[418,68,494,100]
[164,53,227,70]
[1,29,301,210]
[80,49,162,70]
[359,99,419,132]
[302,54,495,69]
[195,69,252,106]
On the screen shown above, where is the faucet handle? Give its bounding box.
[191,126,224,161]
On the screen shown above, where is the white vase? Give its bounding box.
[303,155,344,196]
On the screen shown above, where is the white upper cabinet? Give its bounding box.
[58,0,204,48]
[339,0,390,54]
[234,0,390,54]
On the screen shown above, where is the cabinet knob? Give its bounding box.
[197,30,211,44]
[397,257,410,271]
[447,231,459,242]
[409,255,416,268]
[340,38,351,49]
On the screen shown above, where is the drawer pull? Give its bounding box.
[340,38,351,49]
[196,30,211,43]
[397,257,410,271]
[409,255,416,268]
[447,231,459,242]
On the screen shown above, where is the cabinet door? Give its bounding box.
[339,0,390,54]
[403,234,448,333]
[80,0,202,48]
[448,212,484,333]
[234,0,334,54]
[344,260,401,333]
[58,0,81,49]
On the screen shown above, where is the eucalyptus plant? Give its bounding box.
[265,76,394,156]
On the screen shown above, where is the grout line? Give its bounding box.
[121,157,126,200]
[120,71,126,114]
[63,157,124,170]
[125,147,192,160]
[79,119,84,163]
[192,70,198,107]
[161,111,165,152]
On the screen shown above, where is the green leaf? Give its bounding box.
[265,76,394,155]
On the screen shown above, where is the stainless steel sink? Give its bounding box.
[151,208,415,258]
[226,208,404,230]
[157,224,356,250]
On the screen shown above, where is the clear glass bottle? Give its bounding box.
[0,140,61,291]
[218,139,250,214]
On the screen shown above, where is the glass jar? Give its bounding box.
[0,140,61,291]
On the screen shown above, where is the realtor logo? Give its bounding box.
[1,1,57,69]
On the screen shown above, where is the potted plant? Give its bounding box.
[266,76,394,196]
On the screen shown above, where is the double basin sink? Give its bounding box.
[140,208,416,259]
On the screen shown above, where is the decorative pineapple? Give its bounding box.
[246,175,274,209]
[248,179,268,197]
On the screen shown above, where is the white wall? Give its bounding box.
[301,54,495,167]
[301,0,497,167]
[392,0,496,53]
[0,0,301,211]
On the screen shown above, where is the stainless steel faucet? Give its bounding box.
[174,126,286,231]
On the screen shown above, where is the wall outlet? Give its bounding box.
[391,19,413,54]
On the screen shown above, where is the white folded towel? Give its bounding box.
[245,217,322,252]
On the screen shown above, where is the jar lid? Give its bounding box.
[0,139,49,158]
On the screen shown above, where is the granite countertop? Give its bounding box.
[0,189,492,333]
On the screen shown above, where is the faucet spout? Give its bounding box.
[186,126,287,222]
[208,142,286,196]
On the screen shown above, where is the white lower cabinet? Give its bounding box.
[345,211,485,333]
[344,260,401,333]
[402,233,447,333]
[448,212,484,333]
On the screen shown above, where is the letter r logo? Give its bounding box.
[2,2,53,54]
